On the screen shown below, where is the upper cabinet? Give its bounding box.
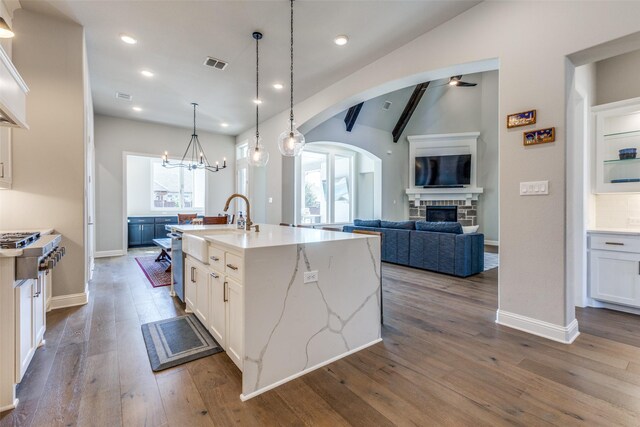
[0,45,28,129]
[594,97,640,193]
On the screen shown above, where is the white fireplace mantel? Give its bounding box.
[405,132,483,206]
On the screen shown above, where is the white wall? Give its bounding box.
[596,49,640,105]
[95,115,235,253]
[238,1,640,334]
[0,9,87,297]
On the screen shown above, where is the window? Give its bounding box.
[298,148,353,225]
[151,159,205,211]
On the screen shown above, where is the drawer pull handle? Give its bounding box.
[210,256,220,261]
[226,263,239,271]
[191,266,196,282]
[605,242,624,246]
[210,272,219,279]
[224,281,228,302]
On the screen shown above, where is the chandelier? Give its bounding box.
[162,103,227,172]
[247,31,269,167]
[277,0,305,157]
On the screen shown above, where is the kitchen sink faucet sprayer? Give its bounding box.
[224,194,259,232]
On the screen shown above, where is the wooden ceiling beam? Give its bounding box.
[392,81,430,142]
[344,102,364,132]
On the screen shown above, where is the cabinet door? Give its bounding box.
[128,224,141,246]
[141,224,155,246]
[0,127,11,189]
[590,250,640,307]
[194,262,209,326]
[184,258,197,311]
[15,280,35,382]
[226,277,243,371]
[155,224,168,239]
[208,269,226,347]
[33,274,47,346]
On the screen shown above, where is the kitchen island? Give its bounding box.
[176,224,382,400]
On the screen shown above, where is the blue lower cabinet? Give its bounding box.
[128,216,178,247]
[128,224,142,246]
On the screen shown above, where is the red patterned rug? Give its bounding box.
[135,256,171,288]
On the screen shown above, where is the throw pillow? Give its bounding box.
[380,220,416,230]
[415,221,463,234]
[353,219,381,228]
[462,225,480,234]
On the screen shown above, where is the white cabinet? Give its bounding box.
[226,277,243,370]
[593,98,640,193]
[14,274,47,383]
[0,45,28,129]
[185,256,209,326]
[208,269,226,347]
[0,127,11,189]
[590,250,640,306]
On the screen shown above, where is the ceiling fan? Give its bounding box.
[446,75,477,87]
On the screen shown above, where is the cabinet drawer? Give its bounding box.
[154,216,178,224]
[225,252,243,280]
[208,246,225,270]
[128,217,154,224]
[590,234,640,253]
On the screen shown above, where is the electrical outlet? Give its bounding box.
[304,271,319,283]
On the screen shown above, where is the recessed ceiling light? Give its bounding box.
[120,34,137,45]
[221,123,229,128]
[273,83,284,90]
[334,35,349,46]
[253,99,262,105]
[140,70,154,78]
[132,106,142,112]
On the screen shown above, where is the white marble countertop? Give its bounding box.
[587,228,640,236]
[0,229,55,257]
[203,224,375,250]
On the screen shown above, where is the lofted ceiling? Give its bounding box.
[20,0,481,135]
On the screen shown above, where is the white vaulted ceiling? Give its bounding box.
[20,0,480,135]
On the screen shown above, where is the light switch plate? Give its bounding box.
[520,180,549,196]
[303,271,318,283]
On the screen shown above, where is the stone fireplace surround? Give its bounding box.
[409,199,478,226]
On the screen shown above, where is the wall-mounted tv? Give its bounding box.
[415,154,471,187]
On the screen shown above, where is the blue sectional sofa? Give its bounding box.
[343,219,484,277]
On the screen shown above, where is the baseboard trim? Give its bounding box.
[485,240,499,246]
[95,250,125,258]
[496,309,579,344]
[49,291,90,310]
[240,337,382,402]
[0,398,18,412]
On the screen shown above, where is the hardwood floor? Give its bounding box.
[3,247,640,426]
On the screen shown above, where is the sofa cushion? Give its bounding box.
[416,221,463,234]
[353,219,381,228]
[380,220,415,230]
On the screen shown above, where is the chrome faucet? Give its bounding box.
[224,193,259,232]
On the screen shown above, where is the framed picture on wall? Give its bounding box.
[507,110,536,128]
[523,127,555,146]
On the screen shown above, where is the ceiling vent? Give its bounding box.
[204,57,228,70]
[115,92,132,102]
[382,101,392,110]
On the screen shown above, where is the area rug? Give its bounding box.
[141,314,223,371]
[484,252,499,271]
[135,256,171,288]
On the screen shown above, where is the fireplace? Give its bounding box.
[426,205,458,222]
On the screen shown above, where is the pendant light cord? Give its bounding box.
[289,0,294,132]
[192,103,197,136]
[256,34,260,140]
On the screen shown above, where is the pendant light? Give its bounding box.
[247,31,269,167]
[162,103,227,173]
[277,0,305,157]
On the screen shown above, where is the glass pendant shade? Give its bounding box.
[247,136,269,167]
[278,125,305,157]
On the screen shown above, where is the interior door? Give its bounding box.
[86,133,95,280]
